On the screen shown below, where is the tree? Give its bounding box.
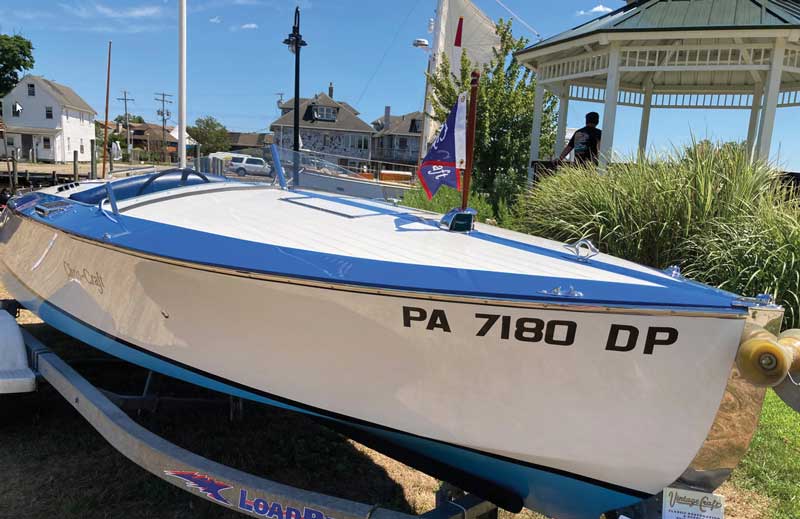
[426,20,557,207]
[114,114,145,125]
[187,116,229,154]
[0,35,35,98]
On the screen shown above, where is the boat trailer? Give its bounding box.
[0,302,499,519]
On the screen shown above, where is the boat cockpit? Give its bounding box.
[67,169,229,206]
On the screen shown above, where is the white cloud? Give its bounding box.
[209,15,222,23]
[240,22,258,29]
[577,4,613,16]
[60,3,163,19]
[95,4,162,18]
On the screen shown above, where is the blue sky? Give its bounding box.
[2,0,799,170]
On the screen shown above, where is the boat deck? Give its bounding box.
[23,180,742,311]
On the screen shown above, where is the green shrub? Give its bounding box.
[514,142,778,268]
[683,199,800,328]
[401,187,496,223]
[513,142,800,326]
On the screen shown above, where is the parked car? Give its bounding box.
[226,156,272,176]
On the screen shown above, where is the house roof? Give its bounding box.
[271,93,374,134]
[24,75,97,115]
[129,122,177,141]
[279,96,360,115]
[228,132,272,147]
[372,111,424,138]
[518,0,800,54]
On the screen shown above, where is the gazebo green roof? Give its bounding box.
[519,0,800,53]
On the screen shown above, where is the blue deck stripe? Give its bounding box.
[12,190,743,311]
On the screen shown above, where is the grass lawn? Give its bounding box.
[730,390,800,518]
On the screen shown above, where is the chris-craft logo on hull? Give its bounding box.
[164,470,335,519]
[63,261,105,294]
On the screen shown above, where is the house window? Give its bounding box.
[12,103,21,117]
[67,137,71,151]
[399,137,408,150]
[6,137,13,147]
[355,135,368,150]
[27,83,35,96]
[0,102,3,117]
[410,119,420,133]
[314,106,337,121]
[80,112,84,123]
[45,106,53,119]
[43,137,51,150]
[80,139,84,154]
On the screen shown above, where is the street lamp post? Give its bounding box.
[283,6,306,187]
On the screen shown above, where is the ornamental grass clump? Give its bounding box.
[683,199,800,328]
[514,141,800,327]
[513,142,779,268]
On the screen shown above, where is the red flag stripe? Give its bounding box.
[454,17,463,47]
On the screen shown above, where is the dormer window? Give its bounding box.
[27,83,35,96]
[314,106,337,121]
[409,119,420,133]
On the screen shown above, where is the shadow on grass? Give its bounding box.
[0,323,413,519]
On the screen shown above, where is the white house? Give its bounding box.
[1,75,96,162]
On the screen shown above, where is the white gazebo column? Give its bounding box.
[527,82,545,182]
[638,84,653,158]
[599,44,621,167]
[746,82,763,157]
[554,86,570,158]
[757,38,785,160]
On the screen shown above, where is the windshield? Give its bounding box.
[194,145,415,200]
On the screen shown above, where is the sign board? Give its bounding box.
[663,487,724,519]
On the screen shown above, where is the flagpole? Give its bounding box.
[101,40,112,179]
[461,70,480,211]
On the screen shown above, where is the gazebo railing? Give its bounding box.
[538,52,609,82]
[567,84,800,109]
[783,46,800,71]
[537,43,782,84]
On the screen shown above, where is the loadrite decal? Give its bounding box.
[163,471,335,519]
[401,306,678,353]
[164,471,233,505]
[238,489,333,519]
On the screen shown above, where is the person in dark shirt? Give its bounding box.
[559,111,602,165]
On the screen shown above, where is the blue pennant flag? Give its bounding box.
[417,93,467,199]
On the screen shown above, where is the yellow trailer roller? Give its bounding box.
[736,324,793,387]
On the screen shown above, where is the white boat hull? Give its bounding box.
[0,210,747,518]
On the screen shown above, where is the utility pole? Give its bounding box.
[116,90,135,161]
[154,92,173,163]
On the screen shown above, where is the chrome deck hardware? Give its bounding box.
[440,208,477,233]
[539,286,584,298]
[563,238,599,263]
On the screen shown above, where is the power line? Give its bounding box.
[492,0,541,40]
[355,0,423,106]
[154,92,173,162]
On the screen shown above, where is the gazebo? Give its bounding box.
[516,0,800,176]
